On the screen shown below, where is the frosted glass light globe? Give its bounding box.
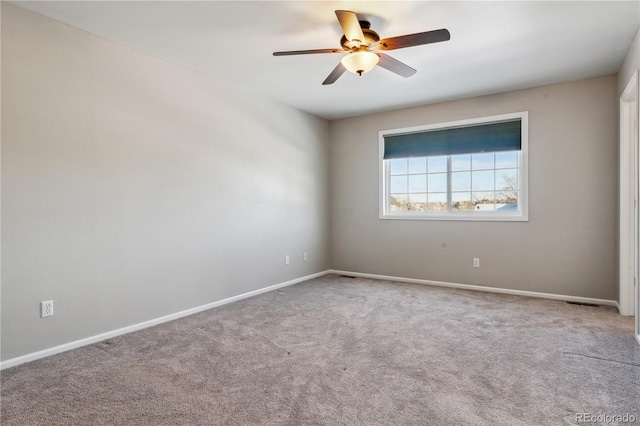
[341,51,379,76]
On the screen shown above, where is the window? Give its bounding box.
[379,112,528,221]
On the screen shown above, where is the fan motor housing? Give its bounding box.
[340,21,380,50]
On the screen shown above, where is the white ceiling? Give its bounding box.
[12,1,640,120]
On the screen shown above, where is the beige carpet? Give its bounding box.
[2,274,639,425]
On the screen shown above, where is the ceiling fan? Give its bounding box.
[273,10,450,85]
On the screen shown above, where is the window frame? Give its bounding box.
[379,111,529,221]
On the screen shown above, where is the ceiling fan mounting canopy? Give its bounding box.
[273,10,451,85]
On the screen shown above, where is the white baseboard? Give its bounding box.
[0,270,331,371]
[2,269,621,370]
[329,270,619,307]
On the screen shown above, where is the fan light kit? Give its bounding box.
[273,10,450,85]
[341,49,379,75]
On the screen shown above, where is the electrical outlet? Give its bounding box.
[285,255,290,265]
[41,300,54,318]
[303,252,308,262]
[473,258,480,268]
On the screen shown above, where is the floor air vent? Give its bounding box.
[566,301,600,308]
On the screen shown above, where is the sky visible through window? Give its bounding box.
[388,151,519,212]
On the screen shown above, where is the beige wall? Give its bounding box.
[330,76,618,300]
[0,2,628,364]
[1,4,331,361]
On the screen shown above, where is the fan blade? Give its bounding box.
[273,48,342,56]
[335,10,365,43]
[377,53,416,78]
[322,62,347,85]
[377,29,450,50]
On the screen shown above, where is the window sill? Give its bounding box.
[379,212,528,222]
